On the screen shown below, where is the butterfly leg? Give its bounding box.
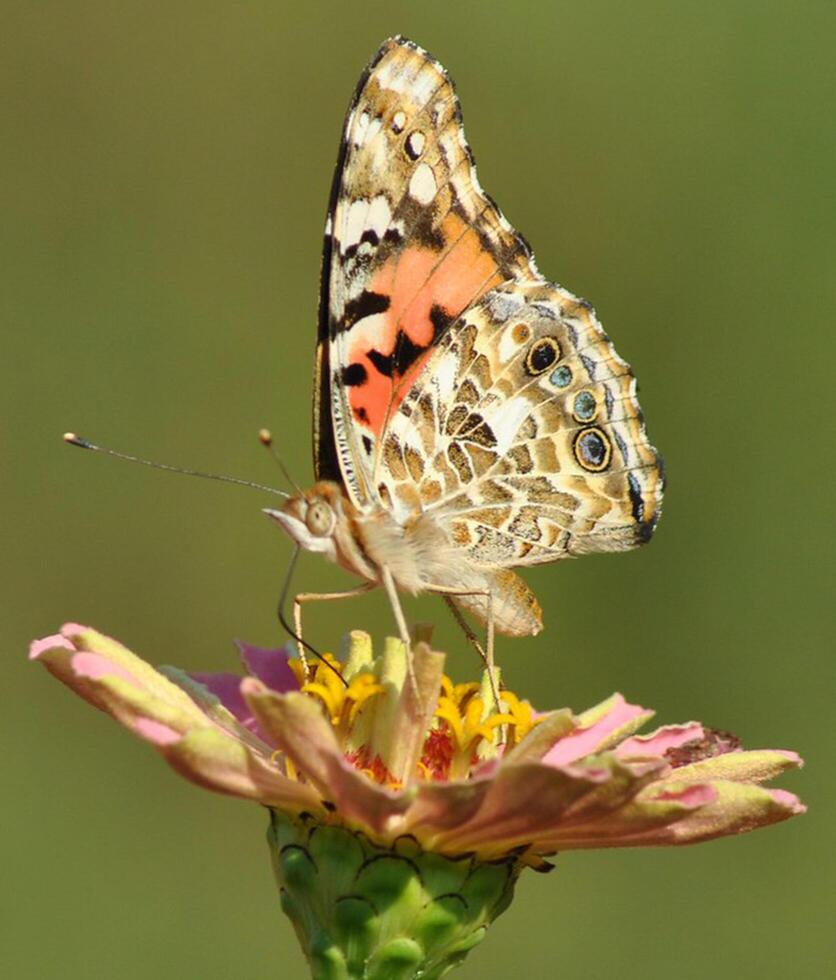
[380,565,421,702]
[430,585,500,710]
[293,583,377,677]
[442,595,488,662]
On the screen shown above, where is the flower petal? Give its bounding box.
[235,640,298,693]
[32,634,209,740]
[636,779,806,844]
[32,625,207,723]
[156,727,323,810]
[134,718,181,745]
[377,641,446,784]
[535,778,804,850]
[410,754,663,857]
[542,694,653,767]
[185,670,268,737]
[616,722,705,759]
[32,627,320,810]
[503,709,575,764]
[662,749,803,785]
[160,666,277,752]
[242,682,411,834]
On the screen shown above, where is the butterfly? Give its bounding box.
[267,36,664,672]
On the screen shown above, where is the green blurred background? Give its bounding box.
[4,2,833,977]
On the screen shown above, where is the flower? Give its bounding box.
[31,623,805,978]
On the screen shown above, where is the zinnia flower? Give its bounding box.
[31,623,804,979]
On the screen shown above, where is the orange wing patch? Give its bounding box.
[345,216,505,436]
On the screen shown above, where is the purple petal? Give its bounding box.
[189,672,267,740]
[235,641,298,693]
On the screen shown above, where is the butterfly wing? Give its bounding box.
[314,36,538,508]
[378,280,664,563]
[316,35,663,568]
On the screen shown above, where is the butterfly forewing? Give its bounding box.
[315,37,538,509]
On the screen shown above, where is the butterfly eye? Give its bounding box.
[525,337,561,375]
[305,501,335,536]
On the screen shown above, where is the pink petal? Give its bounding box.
[653,784,717,806]
[546,780,808,849]
[410,758,634,857]
[648,781,806,844]
[72,652,143,687]
[29,633,74,659]
[504,709,576,764]
[767,788,807,814]
[543,694,650,767]
[57,624,204,714]
[157,727,324,811]
[242,682,410,834]
[134,718,181,746]
[236,641,298,693]
[617,723,705,759]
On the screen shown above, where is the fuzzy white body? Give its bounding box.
[267,481,542,638]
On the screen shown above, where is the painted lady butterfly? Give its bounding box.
[267,37,664,669]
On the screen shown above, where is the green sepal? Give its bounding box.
[268,810,522,979]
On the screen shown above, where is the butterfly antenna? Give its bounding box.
[63,433,289,499]
[258,429,304,496]
[278,546,347,687]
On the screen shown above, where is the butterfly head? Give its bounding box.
[263,481,344,559]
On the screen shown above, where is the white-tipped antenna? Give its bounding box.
[258,428,303,495]
[63,432,289,499]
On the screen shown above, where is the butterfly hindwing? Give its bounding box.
[378,280,664,562]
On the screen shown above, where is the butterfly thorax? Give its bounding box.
[269,480,488,600]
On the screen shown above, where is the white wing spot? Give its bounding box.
[484,396,532,454]
[409,162,437,205]
[363,116,382,145]
[367,195,392,238]
[392,110,406,133]
[342,195,391,250]
[355,111,370,145]
[344,199,368,248]
[407,131,426,158]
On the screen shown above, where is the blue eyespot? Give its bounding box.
[573,391,597,421]
[550,365,572,387]
[573,427,611,472]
